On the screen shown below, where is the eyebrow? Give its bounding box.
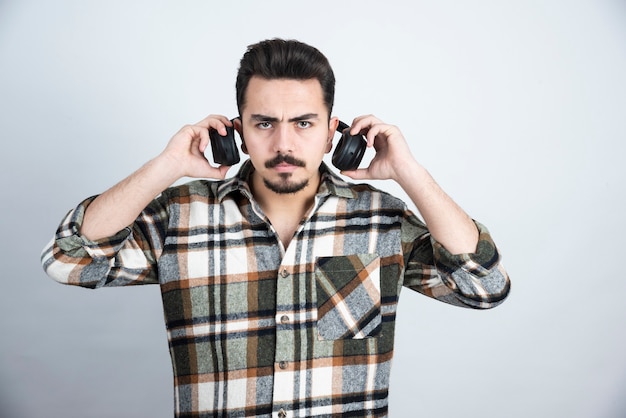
[250,113,319,123]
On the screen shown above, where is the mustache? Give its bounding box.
[265,154,306,169]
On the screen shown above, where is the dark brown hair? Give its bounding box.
[236,39,335,116]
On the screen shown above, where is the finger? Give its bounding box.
[340,168,371,180]
[217,164,232,178]
[195,114,232,135]
[202,164,233,180]
[349,114,381,136]
[178,124,211,157]
[196,114,231,126]
[197,127,211,153]
[363,123,388,148]
[366,123,401,148]
[190,163,227,181]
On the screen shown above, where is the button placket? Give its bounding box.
[276,313,290,371]
[273,264,295,412]
[276,266,292,329]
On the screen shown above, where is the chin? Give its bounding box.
[263,178,309,194]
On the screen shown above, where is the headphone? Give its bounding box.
[209,119,366,171]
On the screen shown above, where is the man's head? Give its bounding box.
[236,38,335,117]
[233,39,340,197]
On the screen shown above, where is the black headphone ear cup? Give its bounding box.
[209,125,240,166]
[332,129,366,171]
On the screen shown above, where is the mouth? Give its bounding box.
[273,162,298,172]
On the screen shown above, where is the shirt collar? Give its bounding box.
[216,160,357,202]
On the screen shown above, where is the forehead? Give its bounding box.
[242,76,326,116]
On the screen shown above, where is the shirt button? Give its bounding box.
[280,315,290,324]
[279,361,288,369]
[280,268,289,278]
[278,408,287,418]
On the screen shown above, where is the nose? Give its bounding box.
[272,124,294,154]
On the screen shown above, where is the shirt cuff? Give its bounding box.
[54,196,132,260]
[431,221,501,277]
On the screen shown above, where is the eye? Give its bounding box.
[296,121,311,129]
[257,121,272,129]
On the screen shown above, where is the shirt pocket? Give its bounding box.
[314,253,382,340]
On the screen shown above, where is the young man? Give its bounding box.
[42,39,510,417]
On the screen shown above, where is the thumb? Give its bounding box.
[217,165,232,179]
[340,168,370,180]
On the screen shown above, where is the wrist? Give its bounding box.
[148,153,186,187]
[140,154,185,192]
[393,159,429,189]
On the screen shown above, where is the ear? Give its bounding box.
[326,116,340,153]
[233,117,248,154]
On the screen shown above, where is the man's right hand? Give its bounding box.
[157,114,236,181]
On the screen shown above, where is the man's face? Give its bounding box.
[238,76,338,195]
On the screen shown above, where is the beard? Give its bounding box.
[263,154,309,194]
[263,175,309,194]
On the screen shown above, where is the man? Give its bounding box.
[42,38,510,417]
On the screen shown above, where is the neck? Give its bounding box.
[250,172,321,218]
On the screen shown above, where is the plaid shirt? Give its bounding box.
[41,161,510,417]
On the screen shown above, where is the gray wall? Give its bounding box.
[1,1,625,417]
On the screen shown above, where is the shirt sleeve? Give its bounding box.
[40,194,169,289]
[401,211,510,309]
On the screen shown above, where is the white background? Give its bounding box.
[1,1,625,417]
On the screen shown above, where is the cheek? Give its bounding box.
[241,136,266,155]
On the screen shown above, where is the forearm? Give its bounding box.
[396,161,478,254]
[81,155,181,241]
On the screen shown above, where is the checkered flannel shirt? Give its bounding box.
[42,160,510,417]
